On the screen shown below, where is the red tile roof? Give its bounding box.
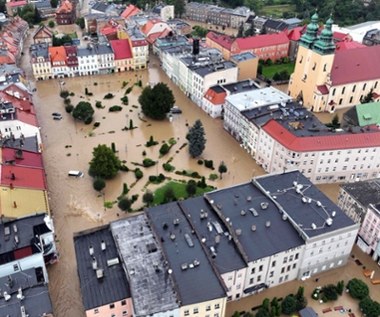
[333,31,349,41]
[0,92,34,113]
[263,119,380,152]
[1,165,47,190]
[204,87,227,105]
[121,4,141,19]
[335,41,366,51]
[56,0,73,13]
[317,85,329,95]
[110,39,132,60]
[331,45,380,85]
[7,1,27,7]
[49,46,67,63]
[16,108,38,126]
[131,39,148,47]
[235,32,289,50]
[2,148,43,168]
[206,31,234,50]
[287,26,305,41]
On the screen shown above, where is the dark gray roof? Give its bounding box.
[206,182,304,261]
[191,61,237,78]
[0,213,50,263]
[74,226,131,310]
[340,179,380,207]
[34,0,52,9]
[180,197,246,273]
[209,85,225,94]
[0,64,23,78]
[91,2,108,12]
[255,171,356,238]
[110,215,179,316]
[299,307,318,317]
[1,135,39,153]
[231,52,257,62]
[146,203,227,305]
[95,43,113,55]
[222,79,259,94]
[0,268,53,317]
[264,19,288,31]
[30,43,49,59]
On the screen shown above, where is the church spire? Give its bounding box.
[313,15,336,55]
[300,11,319,48]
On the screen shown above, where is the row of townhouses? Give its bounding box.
[74,171,358,317]
[0,65,57,316]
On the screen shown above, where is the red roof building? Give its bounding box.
[110,39,133,72]
[2,148,44,168]
[56,0,76,25]
[335,40,366,51]
[121,4,141,19]
[1,165,47,190]
[202,86,227,118]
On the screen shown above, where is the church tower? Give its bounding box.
[288,14,336,111]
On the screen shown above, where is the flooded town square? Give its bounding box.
[17,25,378,316]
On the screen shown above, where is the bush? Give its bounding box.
[281,295,297,315]
[119,164,129,172]
[104,93,114,99]
[93,121,100,128]
[60,90,69,99]
[118,197,131,211]
[347,278,369,300]
[64,98,71,105]
[197,159,203,165]
[336,281,345,295]
[321,285,338,301]
[48,20,55,28]
[163,163,175,172]
[158,173,165,182]
[109,105,123,112]
[93,178,105,191]
[204,160,214,169]
[95,101,103,109]
[149,175,157,182]
[209,173,218,180]
[121,96,129,105]
[143,158,156,167]
[134,168,143,179]
[197,176,207,188]
[359,297,380,317]
[125,87,133,95]
[146,135,158,147]
[131,194,139,203]
[136,80,142,87]
[159,143,170,156]
[65,104,74,113]
[84,116,93,124]
[143,191,154,206]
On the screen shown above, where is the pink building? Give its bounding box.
[74,227,134,317]
[357,204,380,265]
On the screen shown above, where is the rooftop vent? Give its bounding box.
[201,237,207,243]
[200,209,208,219]
[89,245,94,255]
[107,257,119,267]
[311,223,317,230]
[193,259,200,267]
[282,214,288,221]
[162,222,168,230]
[265,221,271,228]
[181,263,188,271]
[207,222,213,232]
[14,235,19,245]
[101,240,106,251]
[184,233,194,247]
[173,218,180,226]
[331,211,336,218]
[251,224,256,232]
[210,246,217,258]
[13,224,18,233]
[235,228,242,236]
[247,196,252,202]
[3,291,11,302]
[4,226,10,236]
[170,233,176,240]
[96,269,104,279]
[249,208,259,217]
[92,257,98,270]
[240,210,246,216]
[326,218,333,226]
[17,288,24,300]
[215,235,221,244]
[302,197,307,203]
[316,201,322,207]
[260,202,269,210]
[293,181,298,187]
[209,199,214,204]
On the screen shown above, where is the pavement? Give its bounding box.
[226,245,380,317]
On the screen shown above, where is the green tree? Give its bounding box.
[186,120,206,158]
[281,295,297,315]
[218,161,227,179]
[347,278,369,300]
[321,285,338,301]
[139,83,175,120]
[118,197,131,211]
[256,308,270,317]
[173,0,185,17]
[360,297,380,317]
[52,34,72,46]
[75,17,85,29]
[0,0,6,13]
[186,180,197,197]
[72,101,94,123]
[93,178,106,191]
[89,144,121,179]
[143,190,154,206]
[237,22,244,37]
[336,280,345,295]
[50,0,58,7]
[164,187,176,203]
[245,22,256,37]
[295,286,307,310]
[48,20,55,28]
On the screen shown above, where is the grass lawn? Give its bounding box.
[260,4,296,18]
[262,62,295,79]
[153,181,214,205]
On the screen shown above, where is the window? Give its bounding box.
[215,304,220,309]
[13,264,19,272]
[193,308,199,314]
[363,83,367,90]
[206,305,211,311]
[184,310,190,316]
[251,267,255,274]
[122,311,128,316]
[94,309,99,314]
[339,98,343,105]
[342,87,345,94]
[257,275,262,282]
[259,265,263,272]
[109,304,115,309]
[352,85,356,92]
[272,261,276,267]
[250,278,254,284]
[283,257,288,264]
[332,88,336,96]
[121,300,126,306]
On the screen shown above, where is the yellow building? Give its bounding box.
[230,52,259,81]
[288,14,380,112]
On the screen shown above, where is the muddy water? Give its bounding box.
[31,54,263,316]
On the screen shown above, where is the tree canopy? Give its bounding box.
[93,178,106,191]
[89,144,121,179]
[72,101,94,124]
[359,297,380,317]
[139,83,175,120]
[118,197,132,211]
[218,161,227,179]
[281,295,297,315]
[186,120,206,158]
[347,278,369,300]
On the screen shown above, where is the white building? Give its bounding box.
[332,21,380,43]
[95,43,115,74]
[77,46,100,76]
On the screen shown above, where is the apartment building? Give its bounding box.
[338,179,380,223]
[30,43,53,80]
[288,14,380,112]
[224,88,380,184]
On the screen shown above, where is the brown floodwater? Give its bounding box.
[20,24,343,316]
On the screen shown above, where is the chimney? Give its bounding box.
[193,38,200,56]
[89,245,94,255]
[101,240,106,251]
[92,257,97,270]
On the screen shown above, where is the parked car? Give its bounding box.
[52,112,61,116]
[170,106,182,114]
[53,113,62,120]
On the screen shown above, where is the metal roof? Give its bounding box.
[146,203,227,305]
[340,179,380,208]
[74,226,131,311]
[255,171,357,239]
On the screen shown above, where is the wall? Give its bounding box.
[180,297,227,317]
